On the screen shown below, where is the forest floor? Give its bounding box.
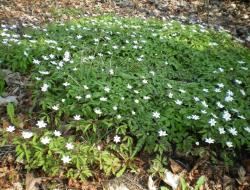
[0,0,250,190]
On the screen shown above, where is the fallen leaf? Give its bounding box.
[25,173,42,190]
[163,169,180,190]
[169,159,184,174]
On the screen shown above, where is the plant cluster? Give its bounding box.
[0,16,250,179]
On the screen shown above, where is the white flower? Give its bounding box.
[22,131,33,139]
[66,143,74,150]
[179,89,186,93]
[244,127,250,133]
[131,111,136,115]
[228,127,237,136]
[61,99,65,103]
[240,89,246,96]
[41,83,49,92]
[117,115,122,119]
[109,69,114,75]
[63,82,70,87]
[208,118,217,126]
[104,87,110,93]
[203,88,209,93]
[217,83,224,88]
[205,137,215,144]
[143,96,150,100]
[201,101,208,108]
[226,141,233,148]
[214,88,221,93]
[33,59,40,65]
[127,84,132,89]
[94,108,102,115]
[201,110,207,114]
[134,99,139,104]
[83,85,89,90]
[227,90,234,96]
[113,135,121,143]
[158,130,167,137]
[191,115,200,120]
[195,142,199,146]
[113,106,118,111]
[218,127,225,134]
[54,130,61,137]
[76,96,82,100]
[168,92,173,98]
[216,102,224,108]
[52,105,59,111]
[152,111,160,119]
[142,79,148,84]
[6,125,15,132]
[222,111,231,121]
[175,99,183,105]
[193,97,200,102]
[41,136,50,145]
[61,155,71,164]
[100,97,107,101]
[74,115,81,120]
[63,51,70,62]
[235,79,242,84]
[149,71,155,76]
[134,90,139,94]
[39,71,50,75]
[76,35,82,39]
[36,120,47,128]
[225,96,233,102]
[85,94,92,99]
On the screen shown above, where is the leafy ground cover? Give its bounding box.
[0,15,250,189]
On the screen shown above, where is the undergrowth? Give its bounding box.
[0,16,250,180]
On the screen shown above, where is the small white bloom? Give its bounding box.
[195,142,200,145]
[61,99,65,103]
[201,109,207,114]
[205,137,215,144]
[134,90,139,94]
[22,131,33,139]
[214,88,221,93]
[36,120,47,128]
[104,87,110,93]
[235,79,242,84]
[66,143,74,150]
[113,135,121,143]
[41,136,50,145]
[6,125,15,133]
[227,90,234,96]
[143,96,150,100]
[152,111,160,119]
[217,83,224,88]
[175,99,183,105]
[193,97,200,102]
[191,115,200,120]
[244,127,250,133]
[100,97,107,101]
[61,155,71,164]
[127,84,132,89]
[63,82,70,87]
[113,106,118,111]
[201,101,208,108]
[142,79,148,84]
[240,89,246,96]
[134,99,139,104]
[208,118,217,126]
[117,115,122,119]
[54,130,61,137]
[158,130,167,137]
[63,51,70,62]
[216,102,224,108]
[74,115,81,121]
[39,71,50,75]
[203,88,209,93]
[41,83,49,92]
[225,96,233,102]
[83,85,89,90]
[76,96,82,100]
[33,59,40,65]
[179,89,186,93]
[52,105,59,111]
[131,111,136,115]
[222,110,231,121]
[226,141,233,148]
[85,94,92,99]
[109,69,114,75]
[228,127,237,136]
[168,92,173,98]
[218,127,225,134]
[94,108,102,115]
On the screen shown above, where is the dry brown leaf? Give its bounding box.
[169,159,184,174]
[25,173,42,190]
